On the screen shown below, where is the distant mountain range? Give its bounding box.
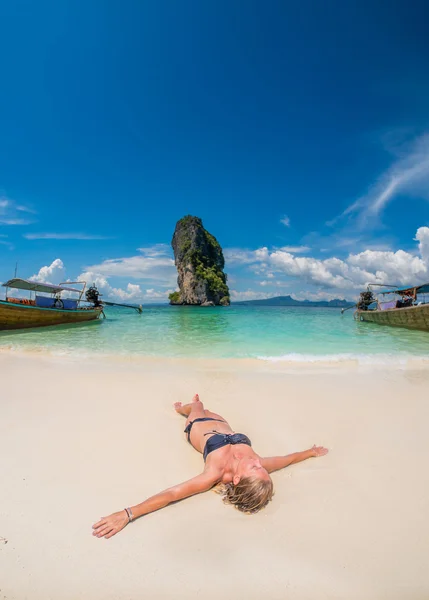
[233,295,354,308]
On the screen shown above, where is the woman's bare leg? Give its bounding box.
[174,394,205,419]
[174,394,226,432]
[174,395,227,425]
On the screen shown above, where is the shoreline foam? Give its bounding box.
[1,343,429,372]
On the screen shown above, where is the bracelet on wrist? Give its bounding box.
[124,507,134,522]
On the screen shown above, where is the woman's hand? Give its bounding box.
[92,510,129,539]
[310,445,329,457]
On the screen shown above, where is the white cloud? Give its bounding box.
[79,245,177,302]
[291,290,347,302]
[346,249,426,284]
[270,252,354,289]
[224,247,269,266]
[0,232,14,250]
[26,254,171,304]
[302,230,395,256]
[136,244,173,258]
[260,279,289,287]
[229,226,429,294]
[335,132,429,227]
[145,288,172,300]
[16,205,37,214]
[79,270,169,303]
[416,226,429,265]
[280,246,310,254]
[23,246,175,304]
[84,244,176,285]
[0,218,34,225]
[24,233,112,240]
[30,259,65,284]
[280,215,291,227]
[0,196,36,226]
[111,283,143,301]
[224,248,259,265]
[230,290,278,301]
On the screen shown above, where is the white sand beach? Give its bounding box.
[1,352,429,599]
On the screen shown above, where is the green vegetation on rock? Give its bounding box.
[168,291,181,304]
[195,263,228,297]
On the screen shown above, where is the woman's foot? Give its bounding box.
[174,401,188,416]
[174,394,200,416]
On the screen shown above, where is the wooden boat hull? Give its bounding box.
[357,303,429,332]
[0,300,102,330]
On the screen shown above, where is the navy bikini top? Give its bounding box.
[183,417,252,462]
[203,431,252,461]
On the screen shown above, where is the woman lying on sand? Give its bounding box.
[92,394,328,539]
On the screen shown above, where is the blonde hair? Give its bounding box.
[216,476,274,514]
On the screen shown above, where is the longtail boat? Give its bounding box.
[351,283,429,332]
[0,278,103,330]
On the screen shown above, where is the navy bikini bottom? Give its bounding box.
[184,417,252,461]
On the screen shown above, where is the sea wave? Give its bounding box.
[256,352,428,366]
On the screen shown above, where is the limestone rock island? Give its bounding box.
[169,216,230,306]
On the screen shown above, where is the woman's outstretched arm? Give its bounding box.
[92,470,219,539]
[261,445,328,473]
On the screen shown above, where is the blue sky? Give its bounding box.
[1,1,429,302]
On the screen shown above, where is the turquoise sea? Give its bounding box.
[1,305,429,363]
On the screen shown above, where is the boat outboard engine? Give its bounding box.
[357,290,375,311]
[85,285,103,307]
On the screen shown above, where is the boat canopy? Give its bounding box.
[379,283,429,295]
[1,278,83,294]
